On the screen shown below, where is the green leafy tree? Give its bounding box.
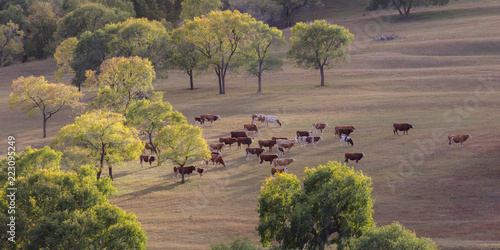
[245,21,285,93]
[52,110,143,180]
[54,37,78,82]
[9,76,83,138]
[180,0,222,20]
[26,1,58,60]
[131,0,181,21]
[229,0,282,27]
[155,124,210,183]
[367,0,449,20]
[179,10,258,94]
[86,56,156,115]
[0,21,24,66]
[257,161,374,249]
[351,222,438,250]
[287,20,354,86]
[270,0,321,27]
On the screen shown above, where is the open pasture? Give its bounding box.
[1,0,500,249]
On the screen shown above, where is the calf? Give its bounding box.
[259,154,279,167]
[204,152,227,168]
[173,165,197,180]
[264,115,282,127]
[340,136,354,146]
[246,147,266,160]
[271,167,287,177]
[252,114,266,125]
[448,134,472,148]
[219,137,238,149]
[197,167,204,178]
[259,139,277,152]
[231,131,248,138]
[301,136,323,149]
[312,123,329,135]
[139,154,157,168]
[194,117,205,127]
[277,146,285,157]
[296,130,311,141]
[393,123,414,135]
[209,142,225,153]
[244,123,260,135]
[273,158,296,168]
[335,125,356,138]
[344,152,365,165]
[237,137,254,149]
[200,114,221,127]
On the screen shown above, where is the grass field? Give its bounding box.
[1,0,500,249]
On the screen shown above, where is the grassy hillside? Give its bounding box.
[1,0,500,249]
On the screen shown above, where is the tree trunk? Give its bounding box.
[97,169,102,180]
[43,114,47,138]
[257,63,262,93]
[221,74,226,95]
[188,70,194,90]
[181,165,185,184]
[217,72,223,95]
[320,66,325,86]
[97,146,105,180]
[108,165,113,181]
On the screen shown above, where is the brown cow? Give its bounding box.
[244,124,260,135]
[204,152,227,168]
[344,152,365,165]
[393,123,414,135]
[271,167,287,177]
[197,167,204,178]
[194,117,205,127]
[231,131,248,138]
[259,154,279,167]
[277,146,285,157]
[237,137,254,149]
[219,137,238,149]
[246,147,266,160]
[259,139,277,152]
[312,123,329,135]
[252,114,266,125]
[209,142,225,153]
[143,142,157,154]
[296,130,311,141]
[200,114,221,127]
[139,154,157,168]
[301,136,323,149]
[173,165,197,180]
[448,134,472,148]
[335,125,356,138]
[273,158,296,167]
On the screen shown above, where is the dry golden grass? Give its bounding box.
[1,0,500,249]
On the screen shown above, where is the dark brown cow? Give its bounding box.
[334,125,356,138]
[139,154,157,168]
[173,165,197,180]
[246,147,266,160]
[258,139,277,152]
[252,114,266,125]
[219,137,238,149]
[393,123,414,135]
[197,167,204,178]
[448,134,472,148]
[209,142,225,153]
[344,152,365,165]
[204,152,227,168]
[271,167,288,177]
[200,114,221,127]
[312,123,329,135]
[301,136,323,149]
[237,137,254,149]
[244,124,260,135]
[194,117,205,126]
[231,131,248,138]
[259,154,279,167]
[296,130,311,141]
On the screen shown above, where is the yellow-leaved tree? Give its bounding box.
[54,37,78,82]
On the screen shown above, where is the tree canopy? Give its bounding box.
[180,0,222,21]
[0,21,24,67]
[367,0,449,19]
[257,161,374,249]
[287,20,354,86]
[54,37,78,82]
[270,0,321,27]
[9,76,83,138]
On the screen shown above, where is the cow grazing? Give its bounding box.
[340,136,354,146]
[344,152,365,165]
[335,125,356,138]
[277,146,285,157]
[271,167,287,177]
[273,158,296,167]
[301,136,323,149]
[244,124,260,135]
[296,130,312,141]
[258,139,277,152]
[264,116,282,127]
[194,117,205,127]
[312,123,329,135]
[219,137,238,149]
[197,167,204,178]
[204,152,227,168]
[246,147,266,160]
[173,165,197,180]
[231,131,248,138]
[259,154,279,167]
[448,134,472,148]
[393,123,414,135]
[139,155,157,168]
[209,142,225,153]
[200,114,221,127]
[278,141,296,153]
[237,137,254,149]
[252,114,266,125]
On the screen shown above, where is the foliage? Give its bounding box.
[0,21,24,67]
[351,222,438,250]
[25,2,58,60]
[54,37,78,82]
[180,0,222,21]
[257,161,374,249]
[287,20,354,86]
[9,76,83,138]
[366,0,449,19]
[228,0,282,27]
[155,124,210,183]
[131,0,182,21]
[270,0,322,28]
[86,56,156,115]
[210,237,262,250]
[51,110,143,180]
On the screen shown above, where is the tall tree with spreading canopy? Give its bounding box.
[52,110,143,180]
[0,21,24,67]
[287,20,354,87]
[367,0,449,20]
[54,37,78,82]
[180,0,222,20]
[9,76,83,138]
[25,1,58,60]
[270,0,321,27]
[257,161,374,249]
[179,10,257,94]
[155,124,210,184]
[86,56,156,115]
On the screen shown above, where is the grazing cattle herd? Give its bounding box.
[139,113,471,181]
